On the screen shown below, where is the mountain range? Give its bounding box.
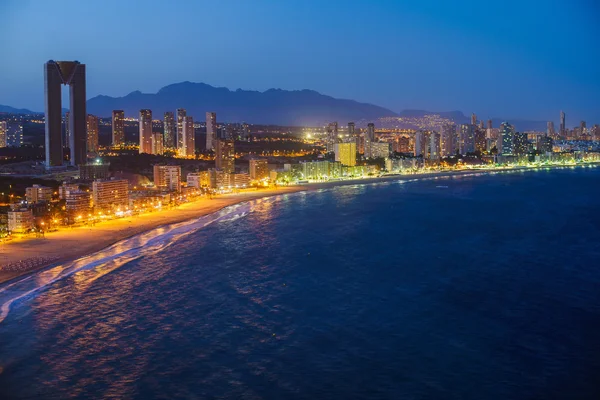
[1,82,548,131]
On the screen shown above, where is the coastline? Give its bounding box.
[0,164,595,285]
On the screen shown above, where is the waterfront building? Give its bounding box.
[180,116,195,157]
[334,142,357,166]
[139,109,153,154]
[59,182,79,200]
[44,60,87,167]
[0,121,6,147]
[370,142,391,159]
[234,173,250,187]
[25,185,53,203]
[153,165,182,193]
[65,190,91,217]
[249,158,269,180]
[475,127,486,153]
[92,178,129,211]
[176,109,187,151]
[440,124,456,156]
[513,132,529,155]
[458,124,475,155]
[163,111,176,149]
[206,112,217,151]
[215,139,235,173]
[365,123,375,158]
[429,132,441,160]
[6,122,23,147]
[500,122,515,155]
[8,208,34,233]
[539,136,553,153]
[186,172,202,189]
[152,132,164,155]
[112,110,125,147]
[414,131,429,157]
[79,162,110,181]
[86,114,99,153]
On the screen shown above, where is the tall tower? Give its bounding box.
[139,109,153,154]
[440,124,456,156]
[176,109,186,150]
[112,110,125,147]
[0,121,6,148]
[164,111,175,149]
[347,122,355,136]
[471,113,477,126]
[44,60,86,167]
[365,123,375,158]
[559,111,566,136]
[206,112,217,151]
[215,139,234,173]
[181,115,195,157]
[86,114,99,153]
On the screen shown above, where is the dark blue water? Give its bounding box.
[2,167,600,399]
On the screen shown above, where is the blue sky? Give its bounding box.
[1,0,598,125]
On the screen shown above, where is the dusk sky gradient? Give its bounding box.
[1,0,598,125]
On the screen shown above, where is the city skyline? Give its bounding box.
[1,0,599,123]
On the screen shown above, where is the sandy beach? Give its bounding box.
[0,165,589,284]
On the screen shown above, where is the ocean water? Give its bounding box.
[1,167,600,399]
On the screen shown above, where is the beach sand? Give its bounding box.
[0,165,580,284]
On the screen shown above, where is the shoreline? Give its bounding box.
[0,163,596,285]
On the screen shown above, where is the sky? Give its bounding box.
[0,0,598,125]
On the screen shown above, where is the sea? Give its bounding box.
[1,166,600,400]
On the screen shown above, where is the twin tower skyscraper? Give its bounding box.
[44,60,87,168]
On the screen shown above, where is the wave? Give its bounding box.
[0,201,256,324]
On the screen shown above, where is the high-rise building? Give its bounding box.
[215,139,235,173]
[64,112,70,148]
[547,121,555,138]
[458,124,475,155]
[25,184,53,203]
[474,127,486,153]
[92,179,129,211]
[440,124,456,156]
[86,114,99,153]
[471,113,477,126]
[559,111,566,136]
[334,142,357,166]
[79,162,110,181]
[163,112,175,149]
[487,119,492,130]
[365,123,375,158]
[580,121,587,137]
[347,122,355,136]
[65,190,91,217]
[175,108,187,151]
[8,209,34,233]
[139,109,153,154]
[44,60,87,167]
[206,112,217,151]
[592,125,600,141]
[112,110,125,147]
[0,121,6,148]
[500,122,515,155]
[152,132,164,155]
[429,132,441,160]
[513,132,529,155]
[249,159,269,180]
[153,165,182,192]
[479,121,484,130]
[326,122,339,153]
[414,131,429,157]
[181,115,195,157]
[6,122,23,147]
[370,142,391,159]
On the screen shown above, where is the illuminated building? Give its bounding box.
[92,178,129,211]
[6,122,23,147]
[79,162,110,180]
[25,185,53,203]
[458,124,475,154]
[0,121,6,147]
[475,127,486,153]
[326,122,338,153]
[547,121,555,138]
[580,121,587,138]
[348,122,355,136]
[414,131,429,157]
[112,110,125,147]
[559,111,565,136]
[301,160,333,180]
[394,136,410,153]
[65,190,91,217]
[500,122,515,155]
[440,124,456,156]
[249,158,269,180]
[429,132,441,160]
[487,119,492,130]
[64,112,70,148]
[365,123,375,157]
[186,172,202,189]
[234,173,250,187]
[334,142,357,166]
[153,165,181,193]
[471,113,477,125]
[139,109,153,154]
[181,116,195,157]
[59,183,79,200]
[539,136,553,153]
[8,209,34,233]
[370,142,391,159]
[163,111,176,149]
[215,139,235,173]
[206,112,217,151]
[86,114,99,153]
[176,109,187,151]
[151,132,164,155]
[513,132,529,155]
[44,60,87,167]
